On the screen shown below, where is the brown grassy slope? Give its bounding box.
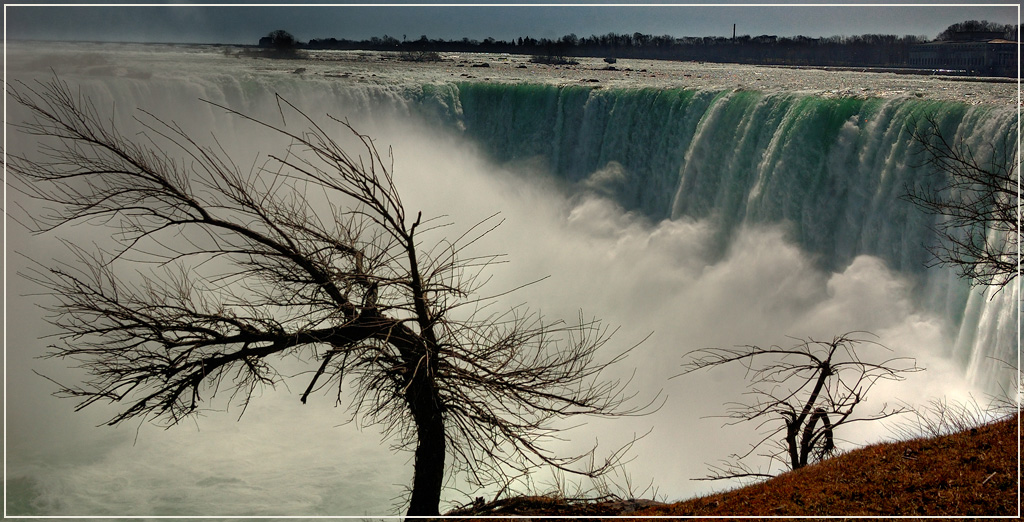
[445,415,1019,518]
[637,415,1020,517]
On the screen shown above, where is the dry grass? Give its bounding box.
[446,415,1019,518]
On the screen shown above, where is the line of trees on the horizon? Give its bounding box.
[306,32,929,68]
[262,20,1017,71]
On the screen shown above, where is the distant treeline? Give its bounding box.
[305,32,928,67]
[273,20,1019,70]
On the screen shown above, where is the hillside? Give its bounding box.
[448,415,1019,517]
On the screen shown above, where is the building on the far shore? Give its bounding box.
[909,31,1018,77]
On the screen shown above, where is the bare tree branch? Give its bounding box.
[6,76,656,516]
[904,114,1019,289]
[677,333,922,481]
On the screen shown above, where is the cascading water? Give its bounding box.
[422,82,1019,392]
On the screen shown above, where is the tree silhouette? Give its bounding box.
[6,77,653,516]
[936,20,1016,41]
[904,114,1019,289]
[265,29,298,49]
[678,334,921,481]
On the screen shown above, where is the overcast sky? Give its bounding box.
[4,2,1019,45]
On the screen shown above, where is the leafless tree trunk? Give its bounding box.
[904,114,1019,289]
[678,333,921,481]
[6,76,654,516]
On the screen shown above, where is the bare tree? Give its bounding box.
[677,333,922,481]
[6,77,653,516]
[265,29,298,49]
[904,114,1019,289]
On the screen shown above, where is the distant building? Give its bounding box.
[909,32,1018,77]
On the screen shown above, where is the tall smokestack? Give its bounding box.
[733,24,736,39]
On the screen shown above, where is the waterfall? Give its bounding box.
[11,56,1016,390]
[431,83,1019,392]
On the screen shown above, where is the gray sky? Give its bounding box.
[4,2,1019,45]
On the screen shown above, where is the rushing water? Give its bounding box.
[5,42,1018,516]
[429,82,1019,385]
